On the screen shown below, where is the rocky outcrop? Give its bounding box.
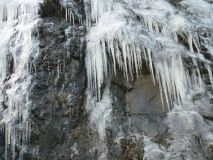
[22,0,91,159]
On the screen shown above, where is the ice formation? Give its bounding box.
[0,0,41,159]
[85,0,213,105]
[0,0,212,159]
[60,0,83,26]
[84,0,213,159]
[86,87,112,159]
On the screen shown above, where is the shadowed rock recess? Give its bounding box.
[0,0,213,160]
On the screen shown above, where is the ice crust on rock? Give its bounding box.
[0,0,41,159]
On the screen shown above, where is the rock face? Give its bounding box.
[0,0,213,160]
[23,0,91,159]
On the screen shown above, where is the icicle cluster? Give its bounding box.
[0,0,41,159]
[85,0,213,105]
[60,0,83,26]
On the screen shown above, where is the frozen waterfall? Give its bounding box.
[0,0,41,159]
[0,0,212,159]
[84,0,213,159]
[85,0,213,105]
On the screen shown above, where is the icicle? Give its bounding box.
[206,65,213,90]
[70,10,75,26]
[65,7,68,21]
[147,49,155,85]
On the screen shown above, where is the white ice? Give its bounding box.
[0,0,42,159]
